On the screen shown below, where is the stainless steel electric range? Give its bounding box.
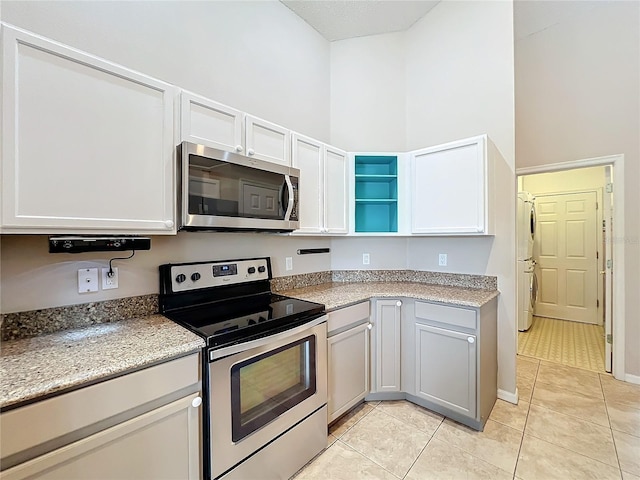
[159,257,327,480]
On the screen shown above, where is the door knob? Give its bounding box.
[467,337,475,344]
[235,145,244,153]
[367,323,373,330]
[247,148,255,156]
[396,301,402,307]
[191,396,202,408]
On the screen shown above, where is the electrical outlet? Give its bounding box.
[438,253,448,266]
[78,268,99,293]
[101,267,119,290]
[362,253,370,265]
[285,257,293,271]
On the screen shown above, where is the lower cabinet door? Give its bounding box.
[1,393,202,480]
[327,322,370,423]
[415,323,477,418]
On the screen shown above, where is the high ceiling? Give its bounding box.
[281,0,440,41]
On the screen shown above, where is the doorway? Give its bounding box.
[516,164,614,373]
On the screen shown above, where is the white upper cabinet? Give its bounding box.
[324,145,348,234]
[291,133,324,234]
[245,114,291,166]
[180,91,244,154]
[1,24,177,234]
[291,135,348,235]
[410,135,494,235]
[180,93,291,166]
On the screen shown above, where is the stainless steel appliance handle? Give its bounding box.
[283,175,294,221]
[210,314,327,361]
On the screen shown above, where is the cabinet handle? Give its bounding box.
[247,148,255,156]
[191,396,202,408]
[367,323,373,330]
[164,220,174,228]
[235,145,244,153]
[396,301,402,307]
[467,337,475,344]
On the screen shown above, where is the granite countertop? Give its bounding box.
[279,282,499,311]
[0,314,205,410]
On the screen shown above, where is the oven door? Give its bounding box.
[208,316,327,479]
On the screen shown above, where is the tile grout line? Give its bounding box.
[600,372,625,475]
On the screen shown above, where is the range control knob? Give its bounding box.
[191,272,201,282]
[248,267,256,274]
[176,274,186,283]
[258,266,266,273]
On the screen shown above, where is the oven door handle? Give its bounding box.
[209,315,327,361]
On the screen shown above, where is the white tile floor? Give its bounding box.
[294,356,640,479]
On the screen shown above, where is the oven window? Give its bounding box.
[230,335,316,442]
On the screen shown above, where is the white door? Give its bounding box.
[603,169,614,372]
[534,192,598,324]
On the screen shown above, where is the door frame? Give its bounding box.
[516,154,625,381]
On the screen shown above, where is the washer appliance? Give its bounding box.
[517,191,537,331]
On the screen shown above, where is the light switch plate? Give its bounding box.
[78,268,99,293]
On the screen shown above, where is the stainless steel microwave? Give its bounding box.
[177,142,299,232]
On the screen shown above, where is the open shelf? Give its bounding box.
[354,155,398,233]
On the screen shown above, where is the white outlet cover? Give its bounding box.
[438,254,448,266]
[363,253,370,265]
[78,268,99,293]
[285,257,293,271]
[101,267,119,290]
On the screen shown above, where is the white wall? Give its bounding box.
[522,166,606,195]
[329,1,517,398]
[330,32,406,151]
[1,0,330,142]
[0,234,331,313]
[515,0,640,377]
[0,0,333,312]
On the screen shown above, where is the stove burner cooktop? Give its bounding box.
[159,258,325,349]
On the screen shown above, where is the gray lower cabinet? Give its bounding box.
[415,323,477,417]
[1,353,202,480]
[413,300,497,430]
[370,299,402,393]
[327,302,371,423]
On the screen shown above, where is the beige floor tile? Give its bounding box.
[376,400,444,435]
[329,401,375,438]
[489,398,530,431]
[531,381,609,427]
[536,361,603,399]
[340,408,430,478]
[327,433,338,448]
[516,434,621,480]
[601,374,640,409]
[613,429,640,476]
[525,404,618,467]
[405,438,512,480]
[518,375,535,402]
[623,470,640,480]
[607,400,640,437]
[294,440,397,480]
[517,355,539,381]
[433,419,522,474]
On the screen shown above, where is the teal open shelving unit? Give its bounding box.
[354,155,398,232]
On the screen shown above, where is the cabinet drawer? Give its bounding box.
[415,301,476,330]
[1,353,200,462]
[327,302,370,334]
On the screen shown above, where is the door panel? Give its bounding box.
[534,191,598,324]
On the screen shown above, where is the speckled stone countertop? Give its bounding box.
[0,315,205,410]
[279,282,499,311]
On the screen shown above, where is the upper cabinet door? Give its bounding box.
[324,146,348,234]
[244,115,291,166]
[291,133,324,234]
[1,24,177,234]
[180,91,244,154]
[410,135,492,235]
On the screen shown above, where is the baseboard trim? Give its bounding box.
[498,388,518,405]
[624,373,640,385]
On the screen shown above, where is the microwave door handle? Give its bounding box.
[283,176,294,221]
